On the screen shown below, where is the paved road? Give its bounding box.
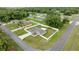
[1,16,79,51]
[0,25,38,51]
[48,16,79,51]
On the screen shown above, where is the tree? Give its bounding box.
[0,39,7,51]
[62,18,69,24]
[45,15,63,29]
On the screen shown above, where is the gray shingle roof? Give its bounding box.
[29,27,46,36]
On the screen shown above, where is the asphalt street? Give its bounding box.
[0,16,79,51]
[48,16,79,51]
[0,25,37,51]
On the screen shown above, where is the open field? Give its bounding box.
[13,29,27,36]
[63,25,79,51]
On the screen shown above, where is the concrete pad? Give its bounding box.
[69,21,73,24]
[75,21,79,26]
[18,33,31,40]
[11,27,23,32]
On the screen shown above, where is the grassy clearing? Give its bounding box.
[63,25,79,51]
[6,23,20,30]
[23,35,47,50]
[14,29,27,36]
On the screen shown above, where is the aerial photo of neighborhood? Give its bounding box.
[0,7,79,51]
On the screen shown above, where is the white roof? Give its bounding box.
[41,28,47,30]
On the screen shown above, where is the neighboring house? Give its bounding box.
[36,13,47,21]
[20,20,32,27]
[60,15,70,21]
[28,13,47,21]
[11,20,19,24]
[28,14,35,18]
[29,27,47,36]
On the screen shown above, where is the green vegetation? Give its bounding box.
[69,14,79,21]
[43,23,70,49]
[23,35,47,50]
[0,7,79,22]
[23,23,69,50]
[14,29,27,36]
[45,15,64,29]
[6,23,20,30]
[0,7,78,30]
[0,39,6,51]
[0,8,29,22]
[0,7,78,50]
[0,29,22,51]
[43,28,56,38]
[63,25,79,51]
[59,8,79,16]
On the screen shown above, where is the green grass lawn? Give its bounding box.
[43,23,70,50]
[34,19,46,25]
[32,22,37,25]
[0,29,23,51]
[23,23,69,50]
[24,17,46,25]
[6,23,20,30]
[27,25,56,38]
[23,35,47,50]
[14,29,27,36]
[43,28,56,38]
[44,28,56,38]
[23,17,70,50]
[27,25,57,38]
[63,25,79,51]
